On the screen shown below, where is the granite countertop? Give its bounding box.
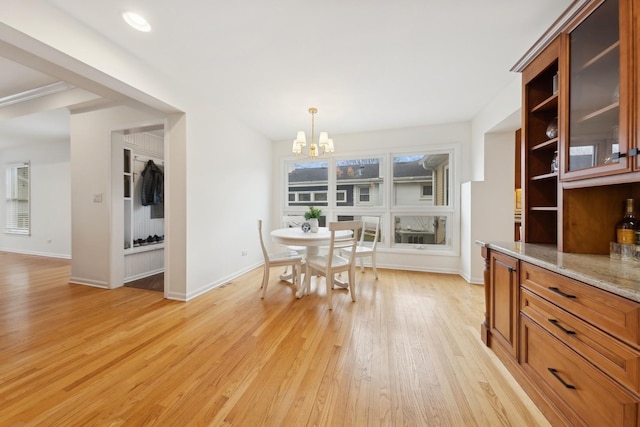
[476,241,640,303]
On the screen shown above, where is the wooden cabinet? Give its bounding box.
[516,0,640,254]
[562,0,635,181]
[522,38,560,246]
[489,251,519,358]
[520,316,638,426]
[519,261,640,425]
[481,247,640,426]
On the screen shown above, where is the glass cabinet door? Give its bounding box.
[566,0,630,178]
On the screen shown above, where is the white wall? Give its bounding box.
[272,122,471,274]
[0,139,71,258]
[70,105,164,288]
[183,105,273,300]
[461,75,521,283]
[0,5,275,300]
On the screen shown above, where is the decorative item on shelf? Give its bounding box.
[552,72,558,94]
[292,107,335,158]
[615,198,639,245]
[304,206,322,233]
[551,151,558,173]
[545,117,558,139]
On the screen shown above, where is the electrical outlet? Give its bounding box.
[241,250,248,256]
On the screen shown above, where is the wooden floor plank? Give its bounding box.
[0,253,550,426]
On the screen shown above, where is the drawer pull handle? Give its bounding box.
[548,287,576,299]
[548,319,576,335]
[548,368,576,389]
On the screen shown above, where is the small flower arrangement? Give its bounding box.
[304,206,322,220]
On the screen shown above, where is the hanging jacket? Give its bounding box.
[141,160,164,206]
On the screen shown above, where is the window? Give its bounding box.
[391,151,452,248]
[393,215,447,245]
[357,186,370,204]
[286,160,328,207]
[336,158,383,207]
[420,182,433,199]
[282,147,456,254]
[393,153,449,207]
[299,192,311,202]
[6,162,30,235]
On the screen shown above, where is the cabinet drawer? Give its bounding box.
[521,262,640,348]
[521,316,639,426]
[521,287,640,393]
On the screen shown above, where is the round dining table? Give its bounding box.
[270,226,352,297]
[270,226,350,256]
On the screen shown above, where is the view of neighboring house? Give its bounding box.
[286,153,450,246]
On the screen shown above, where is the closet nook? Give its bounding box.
[122,127,165,283]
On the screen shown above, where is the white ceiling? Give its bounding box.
[1,0,573,142]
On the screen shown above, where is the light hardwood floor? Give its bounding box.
[0,252,550,426]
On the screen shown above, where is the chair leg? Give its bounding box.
[349,266,357,302]
[360,257,365,273]
[326,273,333,310]
[372,253,378,279]
[261,265,270,298]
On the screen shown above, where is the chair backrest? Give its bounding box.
[327,220,360,268]
[283,215,306,228]
[359,216,380,249]
[257,219,270,261]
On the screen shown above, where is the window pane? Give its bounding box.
[335,158,383,207]
[394,215,446,245]
[337,214,382,243]
[314,192,328,202]
[6,163,30,235]
[286,161,328,207]
[393,153,449,207]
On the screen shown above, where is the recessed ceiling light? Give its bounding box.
[122,11,151,32]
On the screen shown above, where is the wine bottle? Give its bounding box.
[616,198,639,244]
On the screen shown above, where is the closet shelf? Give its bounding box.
[125,243,164,255]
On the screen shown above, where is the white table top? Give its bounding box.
[271,227,350,246]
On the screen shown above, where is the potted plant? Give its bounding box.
[304,206,322,233]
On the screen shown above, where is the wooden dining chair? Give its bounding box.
[341,216,380,279]
[303,220,360,309]
[257,219,303,299]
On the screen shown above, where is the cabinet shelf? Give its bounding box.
[579,41,619,71]
[531,172,558,181]
[531,93,558,113]
[125,242,165,255]
[532,138,558,151]
[577,101,619,123]
[530,206,558,212]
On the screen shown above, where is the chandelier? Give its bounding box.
[292,107,334,158]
